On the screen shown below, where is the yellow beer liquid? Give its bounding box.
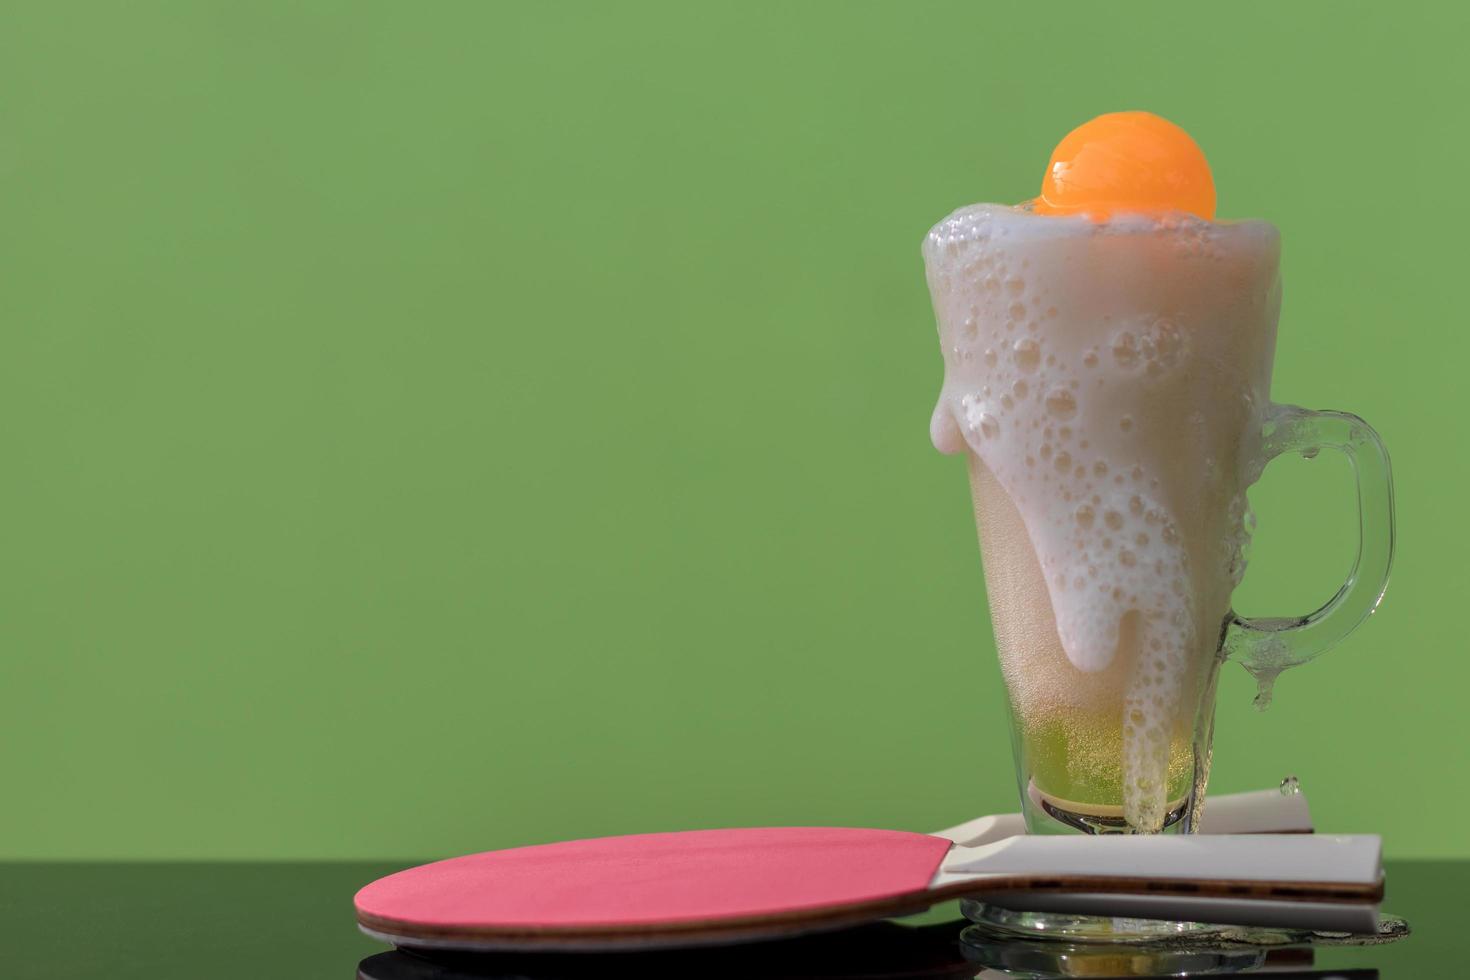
[1021,708,1195,813]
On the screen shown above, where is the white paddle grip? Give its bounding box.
[931,784,1313,845]
[932,833,1381,933]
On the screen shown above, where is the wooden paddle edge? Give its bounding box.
[356,872,1385,949]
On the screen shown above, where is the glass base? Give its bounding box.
[962,900,1410,944]
[959,927,1267,976]
[960,900,1227,944]
[960,900,1410,969]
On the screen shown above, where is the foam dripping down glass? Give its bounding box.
[924,203,1394,835]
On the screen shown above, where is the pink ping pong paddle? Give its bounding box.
[355,788,1380,951]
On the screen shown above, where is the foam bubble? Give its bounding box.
[1013,337,1041,372]
[1045,388,1078,420]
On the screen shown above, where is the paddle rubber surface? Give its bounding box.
[355,828,952,930]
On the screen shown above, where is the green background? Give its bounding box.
[2,1,1463,860]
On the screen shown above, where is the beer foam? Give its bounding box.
[924,204,1280,830]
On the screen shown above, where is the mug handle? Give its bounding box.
[1223,405,1395,708]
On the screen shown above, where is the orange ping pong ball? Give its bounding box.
[1033,111,1216,221]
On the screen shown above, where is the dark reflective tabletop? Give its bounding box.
[2,861,1458,978]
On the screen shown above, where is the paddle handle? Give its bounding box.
[945,833,1380,884]
[1197,782,1312,834]
[936,834,1382,934]
[931,783,1312,845]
